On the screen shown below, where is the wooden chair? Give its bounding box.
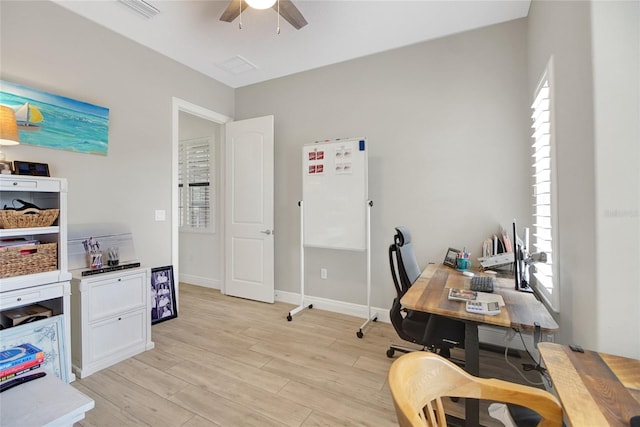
[388,351,563,427]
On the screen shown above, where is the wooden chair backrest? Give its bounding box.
[388,352,563,427]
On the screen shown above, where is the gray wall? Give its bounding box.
[590,0,639,358]
[528,0,640,357]
[0,1,234,269]
[236,19,531,310]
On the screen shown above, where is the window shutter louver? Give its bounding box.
[178,137,214,231]
[531,69,557,310]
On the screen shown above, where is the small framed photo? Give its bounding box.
[0,160,13,174]
[13,160,50,177]
[151,265,177,324]
[443,248,461,268]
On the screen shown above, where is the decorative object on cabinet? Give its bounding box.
[0,104,20,162]
[151,265,177,324]
[0,315,69,382]
[13,160,50,177]
[0,161,12,174]
[0,80,110,156]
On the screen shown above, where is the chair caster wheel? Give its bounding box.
[386,349,395,358]
[286,314,292,321]
[356,330,364,339]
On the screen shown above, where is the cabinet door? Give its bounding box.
[88,273,145,322]
[88,309,146,364]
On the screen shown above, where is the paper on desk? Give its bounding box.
[476,292,505,307]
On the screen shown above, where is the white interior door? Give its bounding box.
[224,115,274,303]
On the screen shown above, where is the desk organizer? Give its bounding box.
[0,243,58,278]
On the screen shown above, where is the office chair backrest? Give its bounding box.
[388,352,563,427]
[394,227,422,291]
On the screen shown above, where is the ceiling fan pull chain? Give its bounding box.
[276,0,280,34]
[239,0,243,29]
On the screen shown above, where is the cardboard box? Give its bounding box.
[1,304,52,328]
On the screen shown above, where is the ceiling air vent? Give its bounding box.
[118,0,160,19]
[216,56,258,75]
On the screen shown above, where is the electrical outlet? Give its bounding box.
[320,268,327,279]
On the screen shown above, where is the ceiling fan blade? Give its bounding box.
[220,0,249,23]
[273,0,308,30]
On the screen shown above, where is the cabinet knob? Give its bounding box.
[118,278,122,282]
[17,297,22,301]
[118,317,122,321]
[13,182,18,186]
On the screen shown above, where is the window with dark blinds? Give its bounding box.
[178,137,213,232]
[531,59,557,310]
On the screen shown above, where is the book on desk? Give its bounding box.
[448,288,505,306]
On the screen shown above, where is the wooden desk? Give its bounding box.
[401,264,558,427]
[538,342,640,426]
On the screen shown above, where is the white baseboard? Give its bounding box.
[274,290,390,324]
[179,274,220,290]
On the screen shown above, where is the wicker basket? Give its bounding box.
[0,208,60,229]
[0,242,58,278]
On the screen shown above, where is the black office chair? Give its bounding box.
[386,227,465,359]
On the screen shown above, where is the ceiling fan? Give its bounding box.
[219,0,308,30]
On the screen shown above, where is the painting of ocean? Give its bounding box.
[0,80,109,155]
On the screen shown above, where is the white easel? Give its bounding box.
[288,199,377,339]
[356,200,377,338]
[286,201,313,321]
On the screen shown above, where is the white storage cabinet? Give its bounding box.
[71,267,154,378]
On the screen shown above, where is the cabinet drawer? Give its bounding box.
[88,310,145,364]
[87,273,145,322]
[0,176,62,192]
[0,282,64,311]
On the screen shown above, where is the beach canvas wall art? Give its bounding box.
[0,80,109,155]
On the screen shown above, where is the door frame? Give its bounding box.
[171,97,232,300]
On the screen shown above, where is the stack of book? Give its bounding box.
[0,343,45,383]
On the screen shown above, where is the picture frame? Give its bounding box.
[13,160,50,177]
[1,80,110,156]
[0,160,13,175]
[443,247,461,268]
[150,265,177,324]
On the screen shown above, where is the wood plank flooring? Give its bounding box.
[72,283,544,426]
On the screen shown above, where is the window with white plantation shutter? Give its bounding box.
[531,59,558,311]
[178,137,214,232]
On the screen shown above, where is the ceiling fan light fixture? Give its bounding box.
[245,0,277,10]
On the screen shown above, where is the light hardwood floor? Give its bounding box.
[72,283,544,427]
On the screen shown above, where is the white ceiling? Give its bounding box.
[52,0,531,88]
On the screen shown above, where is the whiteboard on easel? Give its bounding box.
[302,138,368,251]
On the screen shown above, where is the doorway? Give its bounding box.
[171,98,231,300]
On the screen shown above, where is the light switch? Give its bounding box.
[155,210,166,221]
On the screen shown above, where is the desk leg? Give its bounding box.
[465,322,480,427]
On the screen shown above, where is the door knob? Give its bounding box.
[260,229,272,235]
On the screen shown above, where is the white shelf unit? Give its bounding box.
[70,267,154,378]
[0,175,74,382]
